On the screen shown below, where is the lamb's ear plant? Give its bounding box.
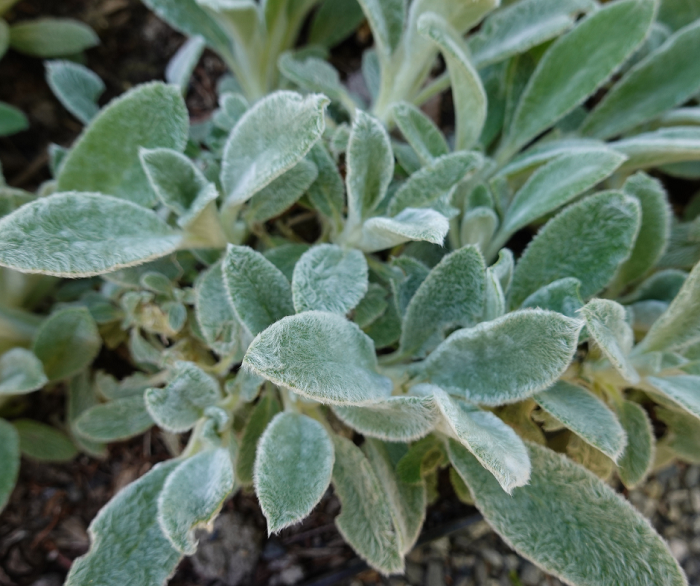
[2,0,700,584]
[0,1,98,136]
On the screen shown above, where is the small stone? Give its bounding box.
[690,537,700,553]
[430,536,450,558]
[30,575,62,586]
[668,504,683,522]
[481,548,503,570]
[669,539,689,562]
[667,490,688,505]
[273,565,304,586]
[475,560,489,583]
[520,562,543,586]
[505,554,520,571]
[691,489,700,513]
[406,546,425,564]
[426,561,444,586]
[405,562,424,586]
[454,578,475,586]
[645,480,664,500]
[451,553,474,570]
[684,466,700,488]
[468,520,491,540]
[642,498,658,518]
[389,578,408,586]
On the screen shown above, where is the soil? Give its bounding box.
[1,1,700,585]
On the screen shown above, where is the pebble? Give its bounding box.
[520,562,544,586]
[684,466,700,488]
[669,539,689,562]
[405,562,424,585]
[425,560,444,586]
[691,489,700,513]
[481,547,503,570]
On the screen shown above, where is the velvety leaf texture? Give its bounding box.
[13,419,78,462]
[647,375,700,422]
[292,244,368,314]
[158,448,234,554]
[616,399,654,489]
[400,246,486,356]
[221,91,328,207]
[520,277,584,319]
[222,244,295,336]
[0,419,19,512]
[423,309,582,405]
[75,395,153,442]
[534,381,627,461]
[0,348,47,395]
[331,434,404,574]
[9,18,98,57]
[508,191,641,308]
[45,60,105,124]
[65,461,182,586]
[57,82,189,207]
[254,412,334,533]
[450,442,686,586]
[236,392,281,486]
[244,311,392,405]
[333,395,437,442]
[504,0,655,155]
[391,101,449,164]
[612,127,700,171]
[358,208,449,252]
[0,192,181,277]
[356,0,404,57]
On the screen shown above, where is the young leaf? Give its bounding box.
[423,309,582,405]
[364,297,402,349]
[9,18,98,57]
[391,101,449,165]
[221,91,328,207]
[0,348,47,395]
[195,262,250,360]
[363,439,426,555]
[345,110,394,224]
[656,406,700,464]
[292,244,368,315]
[305,142,344,225]
[503,0,655,155]
[450,441,686,586]
[616,400,654,489]
[263,243,310,281]
[358,208,449,253]
[331,434,404,574]
[278,53,354,112]
[165,35,206,94]
[581,299,639,384]
[508,191,641,308]
[57,82,188,207]
[254,412,334,534]
[429,386,530,493]
[534,381,626,461]
[581,21,700,140]
[222,244,294,336]
[65,461,182,586]
[333,395,437,442]
[244,311,392,405]
[520,278,584,318]
[390,256,430,317]
[0,419,19,511]
[418,14,486,151]
[158,447,234,554]
[614,173,671,287]
[636,260,700,353]
[388,151,483,216]
[45,60,104,124]
[400,246,486,356]
[468,0,594,68]
[145,361,221,433]
[354,283,389,328]
[0,192,182,277]
[495,149,626,246]
[356,0,404,58]
[308,0,365,48]
[13,419,77,462]
[647,375,700,422]
[75,395,153,442]
[461,207,498,252]
[246,159,318,223]
[67,373,107,458]
[0,101,28,136]
[613,127,700,171]
[33,307,101,381]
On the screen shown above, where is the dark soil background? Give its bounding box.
[1,1,699,585]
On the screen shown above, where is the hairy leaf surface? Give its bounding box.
[616,400,654,489]
[647,375,700,421]
[391,101,449,164]
[45,60,104,124]
[0,348,47,395]
[237,392,281,486]
[75,395,153,442]
[13,419,77,462]
[358,208,449,253]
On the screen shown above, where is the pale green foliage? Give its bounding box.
[145,362,221,432]
[354,283,388,328]
[33,307,100,381]
[254,412,334,533]
[331,434,403,574]
[0,348,47,394]
[509,192,641,308]
[356,0,404,58]
[581,20,700,139]
[165,36,206,93]
[292,244,368,314]
[647,375,700,422]
[333,395,437,442]
[222,244,294,336]
[305,142,344,226]
[244,311,392,404]
[13,419,77,462]
[66,461,182,586]
[400,246,486,356]
[636,260,700,353]
[75,395,153,442]
[502,0,655,156]
[581,299,639,384]
[424,310,582,405]
[613,127,700,171]
[221,91,328,207]
[451,442,686,586]
[0,101,28,136]
[236,392,281,486]
[534,381,626,461]
[428,386,530,493]
[357,208,450,252]
[656,406,700,464]
[57,83,188,207]
[391,102,449,164]
[345,110,394,224]
[0,192,181,277]
[45,60,104,124]
[0,419,19,511]
[9,18,98,57]
[418,14,486,150]
[616,400,654,489]
[520,278,583,319]
[158,448,234,554]
[308,0,365,48]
